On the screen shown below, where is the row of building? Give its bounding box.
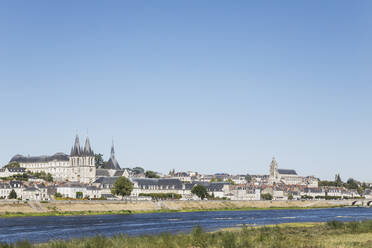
[0,177,366,201]
[0,136,364,201]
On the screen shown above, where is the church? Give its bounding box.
[9,135,122,184]
[269,157,306,185]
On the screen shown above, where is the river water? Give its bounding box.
[1,207,372,243]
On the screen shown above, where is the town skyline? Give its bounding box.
[1,1,372,181]
[2,134,368,182]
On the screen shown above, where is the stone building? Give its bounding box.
[0,168,26,178]
[9,135,96,184]
[268,157,316,186]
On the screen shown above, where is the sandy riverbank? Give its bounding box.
[0,199,353,217]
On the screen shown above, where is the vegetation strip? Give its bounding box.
[2,220,372,247]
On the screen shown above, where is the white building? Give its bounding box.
[227,185,260,201]
[131,178,192,198]
[0,168,26,178]
[229,175,247,185]
[57,182,87,198]
[9,135,96,184]
[22,184,49,201]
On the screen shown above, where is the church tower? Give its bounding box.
[269,157,279,184]
[70,135,81,166]
[69,135,96,183]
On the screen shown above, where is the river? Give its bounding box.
[1,207,372,243]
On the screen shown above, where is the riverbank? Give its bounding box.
[3,220,372,247]
[0,199,352,218]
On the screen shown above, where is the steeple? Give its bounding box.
[105,141,121,170]
[111,140,115,157]
[70,135,81,157]
[83,137,94,156]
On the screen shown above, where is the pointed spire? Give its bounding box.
[111,139,115,157]
[105,140,121,170]
[70,135,82,157]
[83,136,94,156]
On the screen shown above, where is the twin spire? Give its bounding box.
[70,135,94,157]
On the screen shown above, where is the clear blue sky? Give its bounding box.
[1,1,371,181]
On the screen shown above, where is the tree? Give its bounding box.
[145,170,160,178]
[346,178,359,189]
[335,174,343,187]
[94,154,106,168]
[76,192,83,199]
[191,185,208,200]
[8,189,17,199]
[288,193,294,200]
[261,193,273,200]
[4,162,20,169]
[132,167,145,175]
[111,176,134,198]
[45,173,53,182]
[54,192,62,198]
[226,179,235,185]
[245,174,252,183]
[210,178,222,183]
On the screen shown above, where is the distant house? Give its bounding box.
[0,167,26,178]
[22,184,49,201]
[131,178,191,198]
[0,181,23,199]
[56,182,87,198]
[227,185,260,201]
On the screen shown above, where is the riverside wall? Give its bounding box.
[0,199,354,214]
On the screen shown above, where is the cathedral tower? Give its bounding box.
[69,135,96,183]
[269,157,279,184]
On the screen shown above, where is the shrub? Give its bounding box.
[261,193,273,200]
[327,220,344,229]
[191,225,208,248]
[221,232,236,248]
[139,193,182,200]
[54,192,62,198]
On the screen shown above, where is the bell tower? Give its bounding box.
[269,156,279,184]
[69,135,96,183]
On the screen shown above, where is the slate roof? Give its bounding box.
[70,135,81,157]
[8,168,26,173]
[10,153,69,163]
[58,182,86,188]
[132,178,183,189]
[278,169,297,175]
[86,186,99,190]
[9,181,22,188]
[94,177,119,185]
[103,143,120,170]
[206,183,230,191]
[114,170,124,177]
[70,135,94,157]
[23,186,39,192]
[96,169,110,177]
[186,182,231,192]
[82,137,94,156]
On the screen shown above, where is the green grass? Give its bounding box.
[2,220,372,248]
